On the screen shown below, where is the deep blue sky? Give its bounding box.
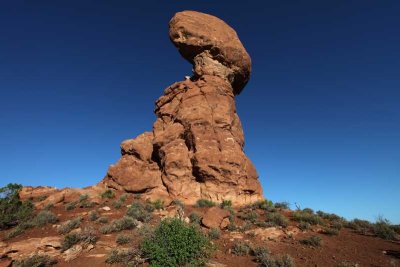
[1,1,399,223]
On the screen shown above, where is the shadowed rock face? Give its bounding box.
[101,10,263,205]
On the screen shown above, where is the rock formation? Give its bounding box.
[100,10,263,205]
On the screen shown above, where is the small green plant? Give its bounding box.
[126,202,153,222]
[35,195,48,202]
[33,210,58,226]
[5,222,34,239]
[116,234,131,245]
[119,193,128,203]
[141,217,213,267]
[208,228,221,239]
[252,246,270,258]
[300,235,322,247]
[227,222,237,231]
[373,217,397,240]
[100,216,137,234]
[101,189,115,199]
[240,210,259,223]
[43,203,54,210]
[322,227,339,236]
[195,198,216,208]
[220,199,232,209]
[302,208,314,214]
[231,241,252,256]
[298,221,311,231]
[331,220,343,230]
[266,212,289,227]
[249,199,275,211]
[346,218,372,234]
[88,210,99,221]
[79,194,88,203]
[80,226,98,245]
[253,246,294,267]
[106,248,145,266]
[274,202,290,209]
[240,222,252,232]
[112,200,123,209]
[57,217,82,235]
[134,193,141,200]
[172,199,185,208]
[14,254,57,267]
[189,212,202,225]
[316,211,344,222]
[97,217,109,224]
[292,210,322,225]
[0,183,34,230]
[61,233,81,251]
[65,201,77,211]
[152,199,164,210]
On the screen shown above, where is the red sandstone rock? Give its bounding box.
[202,207,231,229]
[100,11,263,206]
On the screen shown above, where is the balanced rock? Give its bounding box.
[101,11,263,205]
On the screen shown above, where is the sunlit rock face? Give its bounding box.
[101,10,263,205]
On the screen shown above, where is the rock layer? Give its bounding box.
[101,10,263,205]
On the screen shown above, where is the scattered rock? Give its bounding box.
[202,207,231,229]
[101,206,111,211]
[206,260,227,267]
[63,244,83,262]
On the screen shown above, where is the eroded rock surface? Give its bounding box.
[101,10,263,205]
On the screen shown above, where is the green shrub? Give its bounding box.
[33,210,58,226]
[141,217,213,267]
[152,199,164,210]
[134,193,141,200]
[80,226,98,245]
[208,228,221,239]
[249,199,275,211]
[195,199,216,208]
[5,222,34,239]
[58,217,82,234]
[316,211,343,222]
[220,200,232,209]
[14,254,57,267]
[0,183,34,229]
[274,202,290,209]
[252,246,270,258]
[346,218,372,234]
[101,216,137,234]
[302,208,314,214]
[112,200,123,209]
[172,199,184,208]
[256,253,294,267]
[101,189,115,199]
[231,241,251,256]
[293,211,322,225]
[227,222,237,231]
[373,217,397,240]
[106,248,145,266]
[126,202,153,222]
[298,221,311,231]
[322,227,339,236]
[331,221,343,230]
[240,210,258,223]
[266,212,289,227]
[300,236,322,247]
[61,233,81,251]
[119,194,128,203]
[116,234,131,245]
[88,210,99,221]
[79,194,88,203]
[97,217,109,224]
[189,213,202,225]
[43,203,54,210]
[65,201,77,211]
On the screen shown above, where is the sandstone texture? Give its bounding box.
[100,10,263,205]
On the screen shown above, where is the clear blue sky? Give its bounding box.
[1,1,399,223]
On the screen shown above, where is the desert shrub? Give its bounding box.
[61,233,81,251]
[292,211,322,225]
[208,228,220,239]
[220,200,232,209]
[43,203,54,210]
[346,218,372,234]
[240,210,259,223]
[300,236,322,247]
[256,253,294,267]
[88,210,99,221]
[101,189,115,199]
[298,221,311,231]
[57,217,82,234]
[119,193,128,203]
[274,202,290,210]
[255,221,269,228]
[249,199,275,211]
[189,212,202,225]
[98,217,109,224]
[134,193,141,200]
[152,199,164,210]
[5,221,34,239]
[373,217,397,240]
[141,217,213,267]
[322,227,339,236]
[106,248,145,266]
[0,183,34,230]
[171,199,184,208]
[101,216,137,234]
[316,211,343,222]
[116,234,131,245]
[391,224,400,235]
[195,199,216,208]
[112,200,123,209]
[331,221,343,230]
[33,210,58,226]
[79,194,88,203]
[252,246,270,258]
[266,212,289,227]
[126,202,153,222]
[227,222,237,231]
[302,208,314,214]
[231,241,252,256]
[65,201,77,211]
[80,226,98,244]
[240,222,252,232]
[14,254,57,267]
